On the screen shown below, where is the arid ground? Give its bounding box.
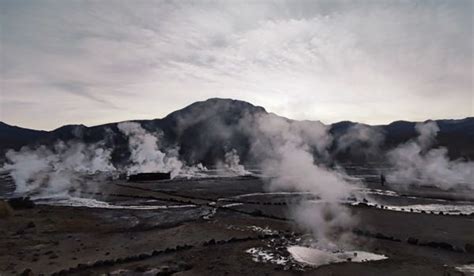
[1,172,473,276]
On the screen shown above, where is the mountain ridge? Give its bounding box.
[1,98,473,163]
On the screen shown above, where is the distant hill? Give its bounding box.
[0,122,48,151]
[1,98,473,164]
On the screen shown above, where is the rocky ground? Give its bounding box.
[0,176,473,275]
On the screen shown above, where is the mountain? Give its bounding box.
[1,98,473,164]
[0,122,48,151]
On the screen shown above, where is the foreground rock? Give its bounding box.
[7,197,35,209]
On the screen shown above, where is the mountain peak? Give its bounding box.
[164,98,267,121]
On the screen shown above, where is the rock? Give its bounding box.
[421,241,454,251]
[7,197,35,209]
[357,202,370,208]
[26,221,35,228]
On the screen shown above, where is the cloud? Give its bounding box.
[1,0,472,129]
[52,82,118,108]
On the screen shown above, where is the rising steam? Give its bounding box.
[117,122,208,178]
[117,122,183,178]
[1,121,210,196]
[2,141,115,196]
[244,113,355,248]
[216,148,250,176]
[387,121,474,189]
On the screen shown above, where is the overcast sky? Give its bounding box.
[0,0,472,130]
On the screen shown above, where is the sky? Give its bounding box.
[0,0,472,130]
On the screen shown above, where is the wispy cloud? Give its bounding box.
[52,82,119,108]
[1,0,472,129]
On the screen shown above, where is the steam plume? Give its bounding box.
[2,141,115,196]
[117,122,207,178]
[387,121,474,189]
[244,113,355,248]
[218,149,249,176]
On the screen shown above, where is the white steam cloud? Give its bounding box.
[1,121,212,196]
[2,141,115,196]
[245,113,355,248]
[117,122,207,178]
[387,121,474,190]
[217,148,249,176]
[117,122,183,178]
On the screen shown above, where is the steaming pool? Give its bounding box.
[245,245,388,268]
[287,246,388,267]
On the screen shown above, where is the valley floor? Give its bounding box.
[1,176,473,275]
